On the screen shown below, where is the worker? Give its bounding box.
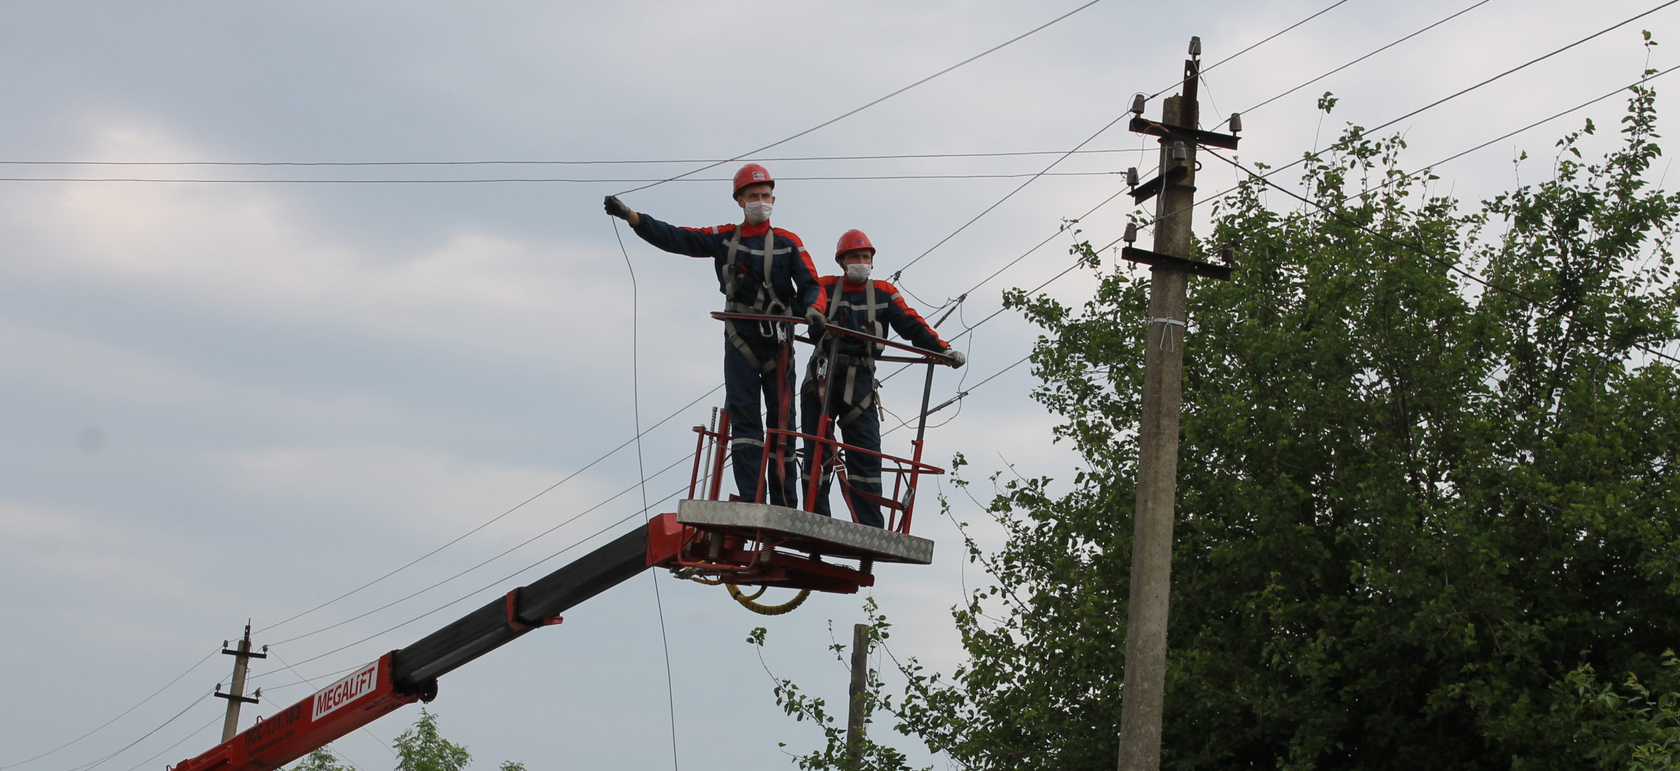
[603,164,824,508]
[801,229,963,528]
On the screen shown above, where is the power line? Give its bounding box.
[1202,145,1680,368]
[895,45,1680,427]
[243,0,1121,646]
[890,111,1132,279]
[1222,0,1497,129]
[0,171,1125,185]
[262,654,389,764]
[114,715,221,771]
[261,457,694,674]
[888,0,1387,295]
[0,148,1150,168]
[1,646,221,769]
[1112,1,1680,251]
[54,691,213,771]
[1423,61,1680,171]
[1142,0,1355,104]
[263,448,694,649]
[612,0,1106,196]
[1367,0,1679,138]
[257,383,722,638]
[610,214,682,771]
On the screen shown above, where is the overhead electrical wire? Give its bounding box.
[112,715,220,771]
[1138,0,1355,105]
[267,651,393,761]
[256,383,722,637]
[2,647,221,769]
[886,58,1680,417]
[889,111,1133,280]
[225,0,1132,676]
[1187,0,1355,88]
[66,4,1668,761]
[258,451,695,675]
[1110,0,1680,254]
[0,171,1127,185]
[611,0,1106,196]
[0,148,1150,168]
[1218,0,1498,129]
[260,448,695,650]
[1201,145,1680,368]
[53,691,213,771]
[17,3,1447,762]
[610,216,683,771]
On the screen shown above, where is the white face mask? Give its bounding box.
[845,263,872,283]
[743,200,772,224]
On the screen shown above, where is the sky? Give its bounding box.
[2,1,1675,770]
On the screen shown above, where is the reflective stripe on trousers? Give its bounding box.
[724,338,798,507]
[799,366,884,528]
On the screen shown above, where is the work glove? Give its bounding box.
[804,307,827,332]
[603,195,634,220]
[946,349,966,368]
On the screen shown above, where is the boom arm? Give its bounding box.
[171,527,650,771]
[171,498,930,771]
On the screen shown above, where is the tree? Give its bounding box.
[394,708,471,771]
[766,81,1680,770]
[291,748,354,771]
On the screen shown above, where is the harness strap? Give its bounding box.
[723,231,743,301]
[724,316,778,373]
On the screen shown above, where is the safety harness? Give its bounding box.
[810,280,887,428]
[721,227,790,373]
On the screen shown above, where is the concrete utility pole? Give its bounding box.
[846,623,871,769]
[215,623,267,742]
[1114,37,1237,771]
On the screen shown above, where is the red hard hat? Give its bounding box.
[732,163,774,197]
[835,229,876,262]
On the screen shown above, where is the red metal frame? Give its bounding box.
[776,427,940,534]
[171,653,418,771]
[658,312,950,593]
[646,511,874,594]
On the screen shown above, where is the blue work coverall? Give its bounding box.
[631,215,824,507]
[800,275,949,527]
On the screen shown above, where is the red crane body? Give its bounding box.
[170,316,949,771]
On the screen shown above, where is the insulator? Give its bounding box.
[1169,142,1188,162]
[1130,93,1147,115]
[1123,223,1139,244]
[1189,36,1202,57]
[1229,112,1243,133]
[1126,167,1139,188]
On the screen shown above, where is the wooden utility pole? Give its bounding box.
[1115,38,1237,771]
[214,623,267,742]
[846,623,871,769]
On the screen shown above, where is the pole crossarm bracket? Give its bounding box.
[1131,165,1190,205]
[1127,116,1240,151]
[1121,246,1233,281]
[213,689,260,706]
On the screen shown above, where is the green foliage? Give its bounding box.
[394,708,471,771]
[749,602,928,771]
[766,86,1680,770]
[290,748,353,771]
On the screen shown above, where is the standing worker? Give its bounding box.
[603,164,825,508]
[801,229,964,528]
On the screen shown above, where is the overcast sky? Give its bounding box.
[3,1,1675,770]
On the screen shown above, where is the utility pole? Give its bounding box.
[1115,37,1238,771]
[845,623,871,770]
[214,623,267,742]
